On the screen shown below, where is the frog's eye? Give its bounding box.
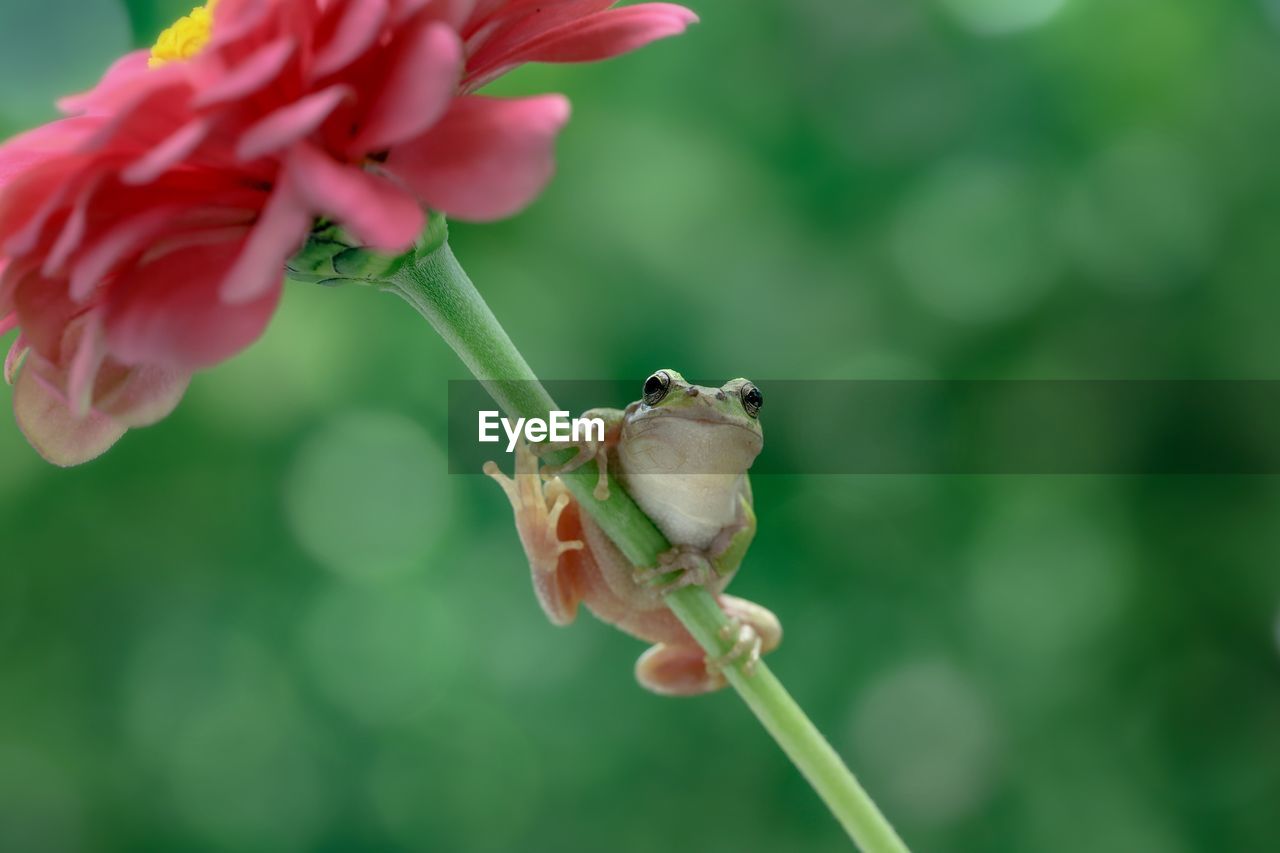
[644,371,672,405]
[740,383,763,418]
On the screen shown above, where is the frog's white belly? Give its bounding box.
[617,414,758,550]
[622,472,745,550]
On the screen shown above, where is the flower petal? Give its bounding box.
[418,0,475,28]
[237,85,351,162]
[0,154,90,254]
[43,177,101,276]
[464,0,614,57]
[0,117,101,190]
[513,4,698,63]
[387,94,570,221]
[13,358,126,467]
[194,38,296,108]
[86,78,195,155]
[57,51,152,116]
[11,266,80,361]
[350,21,462,154]
[207,0,275,47]
[313,0,389,78]
[464,2,696,89]
[70,205,186,302]
[289,144,424,250]
[121,119,214,185]
[219,178,311,304]
[94,362,191,428]
[67,315,107,417]
[106,242,282,370]
[4,335,27,386]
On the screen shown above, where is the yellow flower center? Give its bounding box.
[149,0,219,69]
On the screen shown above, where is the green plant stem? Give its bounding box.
[387,237,909,853]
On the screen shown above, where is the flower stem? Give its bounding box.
[387,233,909,853]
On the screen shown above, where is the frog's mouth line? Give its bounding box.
[626,410,763,442]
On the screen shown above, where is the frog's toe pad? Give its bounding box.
[485,456,582,576]
[707,620,763,677]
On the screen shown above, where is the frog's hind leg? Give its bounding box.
[485,440,587,626]
[635,641,727,697]
[712,595,783,675]
[634,595,782,696]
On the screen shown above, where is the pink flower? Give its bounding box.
[0,0,696,465]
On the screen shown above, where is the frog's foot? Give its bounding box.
[635,642,728,696]
[707,619,763,678]
[636,597,782,696]
[634,546,716,594]
[484,440,584,578]
[717,595,782,672]
[533,436,610,501]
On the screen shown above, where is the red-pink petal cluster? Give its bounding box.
[0,0,696,465]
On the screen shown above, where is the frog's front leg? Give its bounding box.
[635,595,782,696]
[635,496,757,594]
[485,440,586,626]
[534,407,626,501]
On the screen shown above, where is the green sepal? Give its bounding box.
[414,210,450,260]
[286,212,449,287]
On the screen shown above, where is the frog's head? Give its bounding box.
[623,369,764,473]
[633,369,764,431]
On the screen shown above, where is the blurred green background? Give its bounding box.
[3,0,1280,850]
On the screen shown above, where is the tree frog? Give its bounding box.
[485,370,782,696]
